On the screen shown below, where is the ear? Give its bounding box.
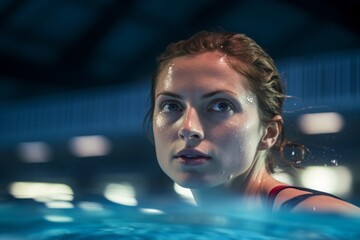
[257,115,283,150]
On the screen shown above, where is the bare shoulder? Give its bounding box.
[272,186,360,216]
[293,194,360,216]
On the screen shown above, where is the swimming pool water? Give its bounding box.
[1,200,359,240]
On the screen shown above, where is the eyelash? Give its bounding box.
[159,100,183,113]
[158,99,235,113]
[208,99,235,112]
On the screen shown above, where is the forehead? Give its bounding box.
[156,52,249,93]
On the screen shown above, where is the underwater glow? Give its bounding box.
[69,135,111,157]
[298,112,344,134]
[9,182,74,201]
[104,183,138,206]
[300,166,352,196]
[1,203,358,239]
[17,141,51,163]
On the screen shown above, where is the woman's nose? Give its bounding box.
[178,108,204,142]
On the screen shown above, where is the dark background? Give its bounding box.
[0,0,359,207]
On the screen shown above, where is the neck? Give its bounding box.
[190,151,276,211]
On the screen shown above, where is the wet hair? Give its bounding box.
[145,31,302,173]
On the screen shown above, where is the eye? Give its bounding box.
[160,101,183,113]
[209,100,234,112]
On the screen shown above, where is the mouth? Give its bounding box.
[174,149,211,166]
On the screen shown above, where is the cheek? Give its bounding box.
[153,113,166,130]
[153,115,169,172]
[211,120,262,161]
[153,113,170,142]
[212,120,258,144]
[153,113,177,152]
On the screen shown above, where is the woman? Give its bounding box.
[146,31,359,215]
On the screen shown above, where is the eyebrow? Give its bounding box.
[155,92,183,99]
[201,90,237,99]
[156,90,237,99]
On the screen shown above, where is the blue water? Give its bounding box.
[1,200,359,240]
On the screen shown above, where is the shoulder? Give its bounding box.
[292,194,360,215]
[270,185,360,216]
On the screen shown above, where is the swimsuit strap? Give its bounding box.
[268,185,342,212]
[280,193,317,211]
[268,185,293,210]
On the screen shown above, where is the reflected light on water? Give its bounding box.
[139,208,165,215]
[9,182,74,201]
[104,183,138,206]
[300,166,352,196]
[44,215,74,223]
[45,201,74,209]
[298,112,344,134]
[69,135,111,157]
[78,201,104,211]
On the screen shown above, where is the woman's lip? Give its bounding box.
[176,156,210,166]
[174,149,211,167]
[174,149,210,158]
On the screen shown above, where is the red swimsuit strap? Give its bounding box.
[268,185,343,211]
[268,185,289,209]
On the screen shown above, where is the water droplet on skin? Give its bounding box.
[245,95,254,104]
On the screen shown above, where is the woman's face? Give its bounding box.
[153,52,264,189]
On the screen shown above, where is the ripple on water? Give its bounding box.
[0,202,359,240]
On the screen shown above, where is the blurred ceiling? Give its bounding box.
[0,0,359,101]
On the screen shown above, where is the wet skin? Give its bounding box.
[153,52,266,189]
[152,52,360,215]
